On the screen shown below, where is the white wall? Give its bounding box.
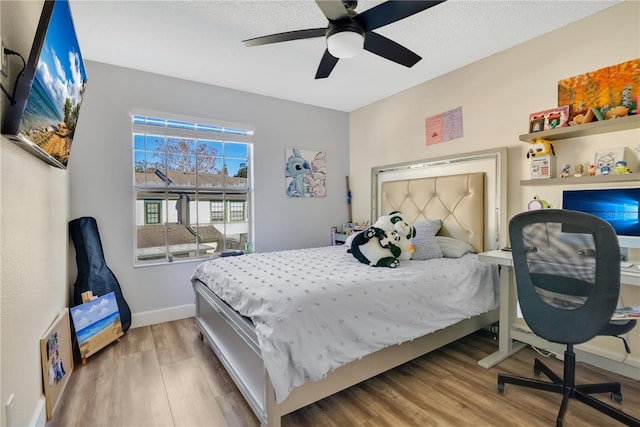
[1,2,70,426]
[349,1,639,372]
[68,62,349,325]
[0,140,68,427]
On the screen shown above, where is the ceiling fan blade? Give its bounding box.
[364,31,421,68]
[357,1,446,33]
[315,50,339,79]
[243,28,326,47]
[315,0,350,21]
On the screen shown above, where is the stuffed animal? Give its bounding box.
[571,114,585,126]
[527,195,552,210]
[605,106,628,119]
[527,138,555,158]
[372,211,416,260]
[348,227,400,268]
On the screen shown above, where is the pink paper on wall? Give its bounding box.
[425,107,463,146]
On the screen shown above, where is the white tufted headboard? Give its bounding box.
[371,148,507,253]
[380,173,484,252]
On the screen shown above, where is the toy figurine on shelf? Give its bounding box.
[560,164,571,178]
[528,195,552,210]
[588,164,597,176]
[615,161,628,174]
[600,165,611,175]
[604,105,628,119]
[574,164,584,177]
[526,138,556,158]
[527,138,556,179]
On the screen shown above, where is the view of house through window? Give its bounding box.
[132,113,253,264]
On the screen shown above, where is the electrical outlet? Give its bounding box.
[1,39,8,78]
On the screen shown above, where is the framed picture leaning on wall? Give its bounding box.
[40,309,74,420]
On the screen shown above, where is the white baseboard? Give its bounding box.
[30,397,46,427]
[130,303,195,329]
[576,342,640,380]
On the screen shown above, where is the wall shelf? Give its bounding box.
[519,114,640,143]
[520,114,639,185]
[521,173,638,186]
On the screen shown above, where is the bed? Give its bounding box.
[191,149,507,426]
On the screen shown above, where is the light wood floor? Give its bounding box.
[47,317,640,427]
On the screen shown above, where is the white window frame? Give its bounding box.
[132,110,254,266]
[144,200,162,225]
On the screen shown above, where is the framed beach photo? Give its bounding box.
[70,291,124,364]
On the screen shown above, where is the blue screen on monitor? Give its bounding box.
[562,188,640,236]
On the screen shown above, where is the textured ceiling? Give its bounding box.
[69,0,621,112]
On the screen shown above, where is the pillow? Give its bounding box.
[411,219,443,260]
[436,236,475,258]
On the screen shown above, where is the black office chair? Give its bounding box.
[497,209,638,427]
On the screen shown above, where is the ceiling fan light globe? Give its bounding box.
[327,31,364,58]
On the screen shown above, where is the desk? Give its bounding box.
[477,250,640,379]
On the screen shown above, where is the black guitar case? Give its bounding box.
[69,217,131,332]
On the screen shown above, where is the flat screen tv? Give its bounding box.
[562,187,640,249]
[1,0,87,169]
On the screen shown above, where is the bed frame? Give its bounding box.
[194,149,507,426]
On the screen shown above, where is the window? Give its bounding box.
[133,112,253,265]
[210,201,224,222]
[229,201,246,222]
[144,201,162,224]
[209,200,247,223]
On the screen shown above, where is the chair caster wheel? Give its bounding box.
[611,392,623,403]
[497,383,505,393]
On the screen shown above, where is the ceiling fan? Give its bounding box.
[242,0,445,79]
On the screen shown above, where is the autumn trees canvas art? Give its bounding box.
[558,58,639,121]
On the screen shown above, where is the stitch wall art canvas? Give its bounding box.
[285,148,326,197]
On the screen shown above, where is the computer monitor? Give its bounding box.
[562,187,640,250]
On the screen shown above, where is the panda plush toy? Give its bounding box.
[348,211,416,268]
[348,226,401,268]
[372,211,416,260]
